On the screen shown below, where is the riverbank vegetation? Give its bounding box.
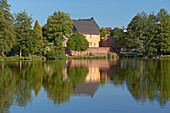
[0,0,73,60]
[111,9,170,57]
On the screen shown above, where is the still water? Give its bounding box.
[0,59,170,113]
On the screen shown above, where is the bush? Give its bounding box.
[112,54,115,59]
[89,52,93,56]
[31,55,41,61]
[107,53,111,58]
[1,56,19,61]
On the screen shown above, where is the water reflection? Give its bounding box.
[0,59,170,113]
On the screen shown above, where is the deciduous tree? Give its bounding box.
[67,32,89,52]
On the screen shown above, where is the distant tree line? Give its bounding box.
[111,9,170,55]
[0,0,89,59]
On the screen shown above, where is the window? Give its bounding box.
[90,34,93,38]
[94,35,97,38]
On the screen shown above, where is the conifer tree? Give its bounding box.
[33,20,44,55]
[14,10,34,57]
[146,13,157,54]
[0,0,15,56]
[156,8,170,54]
[127,13,143,52]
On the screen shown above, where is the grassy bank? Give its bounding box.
[0,55,47,61]
[119,53,170,59]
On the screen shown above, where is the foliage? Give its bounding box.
[42,11,73,58]
[89,52,93,56]
[113,9,170,55]
[43,42,65,59]
[14,10,35,57]
[107,53,111,58]
[155,9,170,54]
[111,27,128,50]
[33,20,44,55]
[0,0,15,56]
[127,13,144,52]
[67,32,89,51]
[100,27,110,38]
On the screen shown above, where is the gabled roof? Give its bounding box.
[74,82,99,98]
[73,17,100,35]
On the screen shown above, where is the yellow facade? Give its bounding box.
[85,66,100,83]
[84,34,100,47]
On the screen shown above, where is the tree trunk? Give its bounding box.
[20,61,22,70]
[20,49,22,58]
[1,50,4,56]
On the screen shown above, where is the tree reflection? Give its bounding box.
[43,61,73,105]
[0,59,170,112]
[112,59,170,106]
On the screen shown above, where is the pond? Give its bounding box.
[0,59,170,113]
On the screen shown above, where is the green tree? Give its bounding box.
[100,27,110,38]
[0,0,15,56]
[67,32,89,52]
[146,13,157,54]
[111,27,127,50]
[43,11,73,58]
[33,20,44,55]
[14,10,34,57]
[127,13,144,52]
[156,8,170,54]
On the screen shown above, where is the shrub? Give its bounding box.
[89,52,93,56]
[107,53,111,58]
[31,55,41,61]
[112,54,115,59]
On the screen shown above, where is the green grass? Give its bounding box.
[0,55,47,61]
[119,52,170,59]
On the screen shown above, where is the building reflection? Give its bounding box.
[66,60,117,82]
[65,60,117,97]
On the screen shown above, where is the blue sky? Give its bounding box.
[9,0,170,28]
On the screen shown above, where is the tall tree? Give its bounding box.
[33,20,44,55]
[127,13,144,52]
[14,10,34,57]
[43,11,73,57]
[67,32,89,52]
[146,13,157,54]
[0,0,15,56]
[156,8,170,54]
[111,27,127,50]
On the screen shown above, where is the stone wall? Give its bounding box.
[66,47,114,56]
[99,35,116,48]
